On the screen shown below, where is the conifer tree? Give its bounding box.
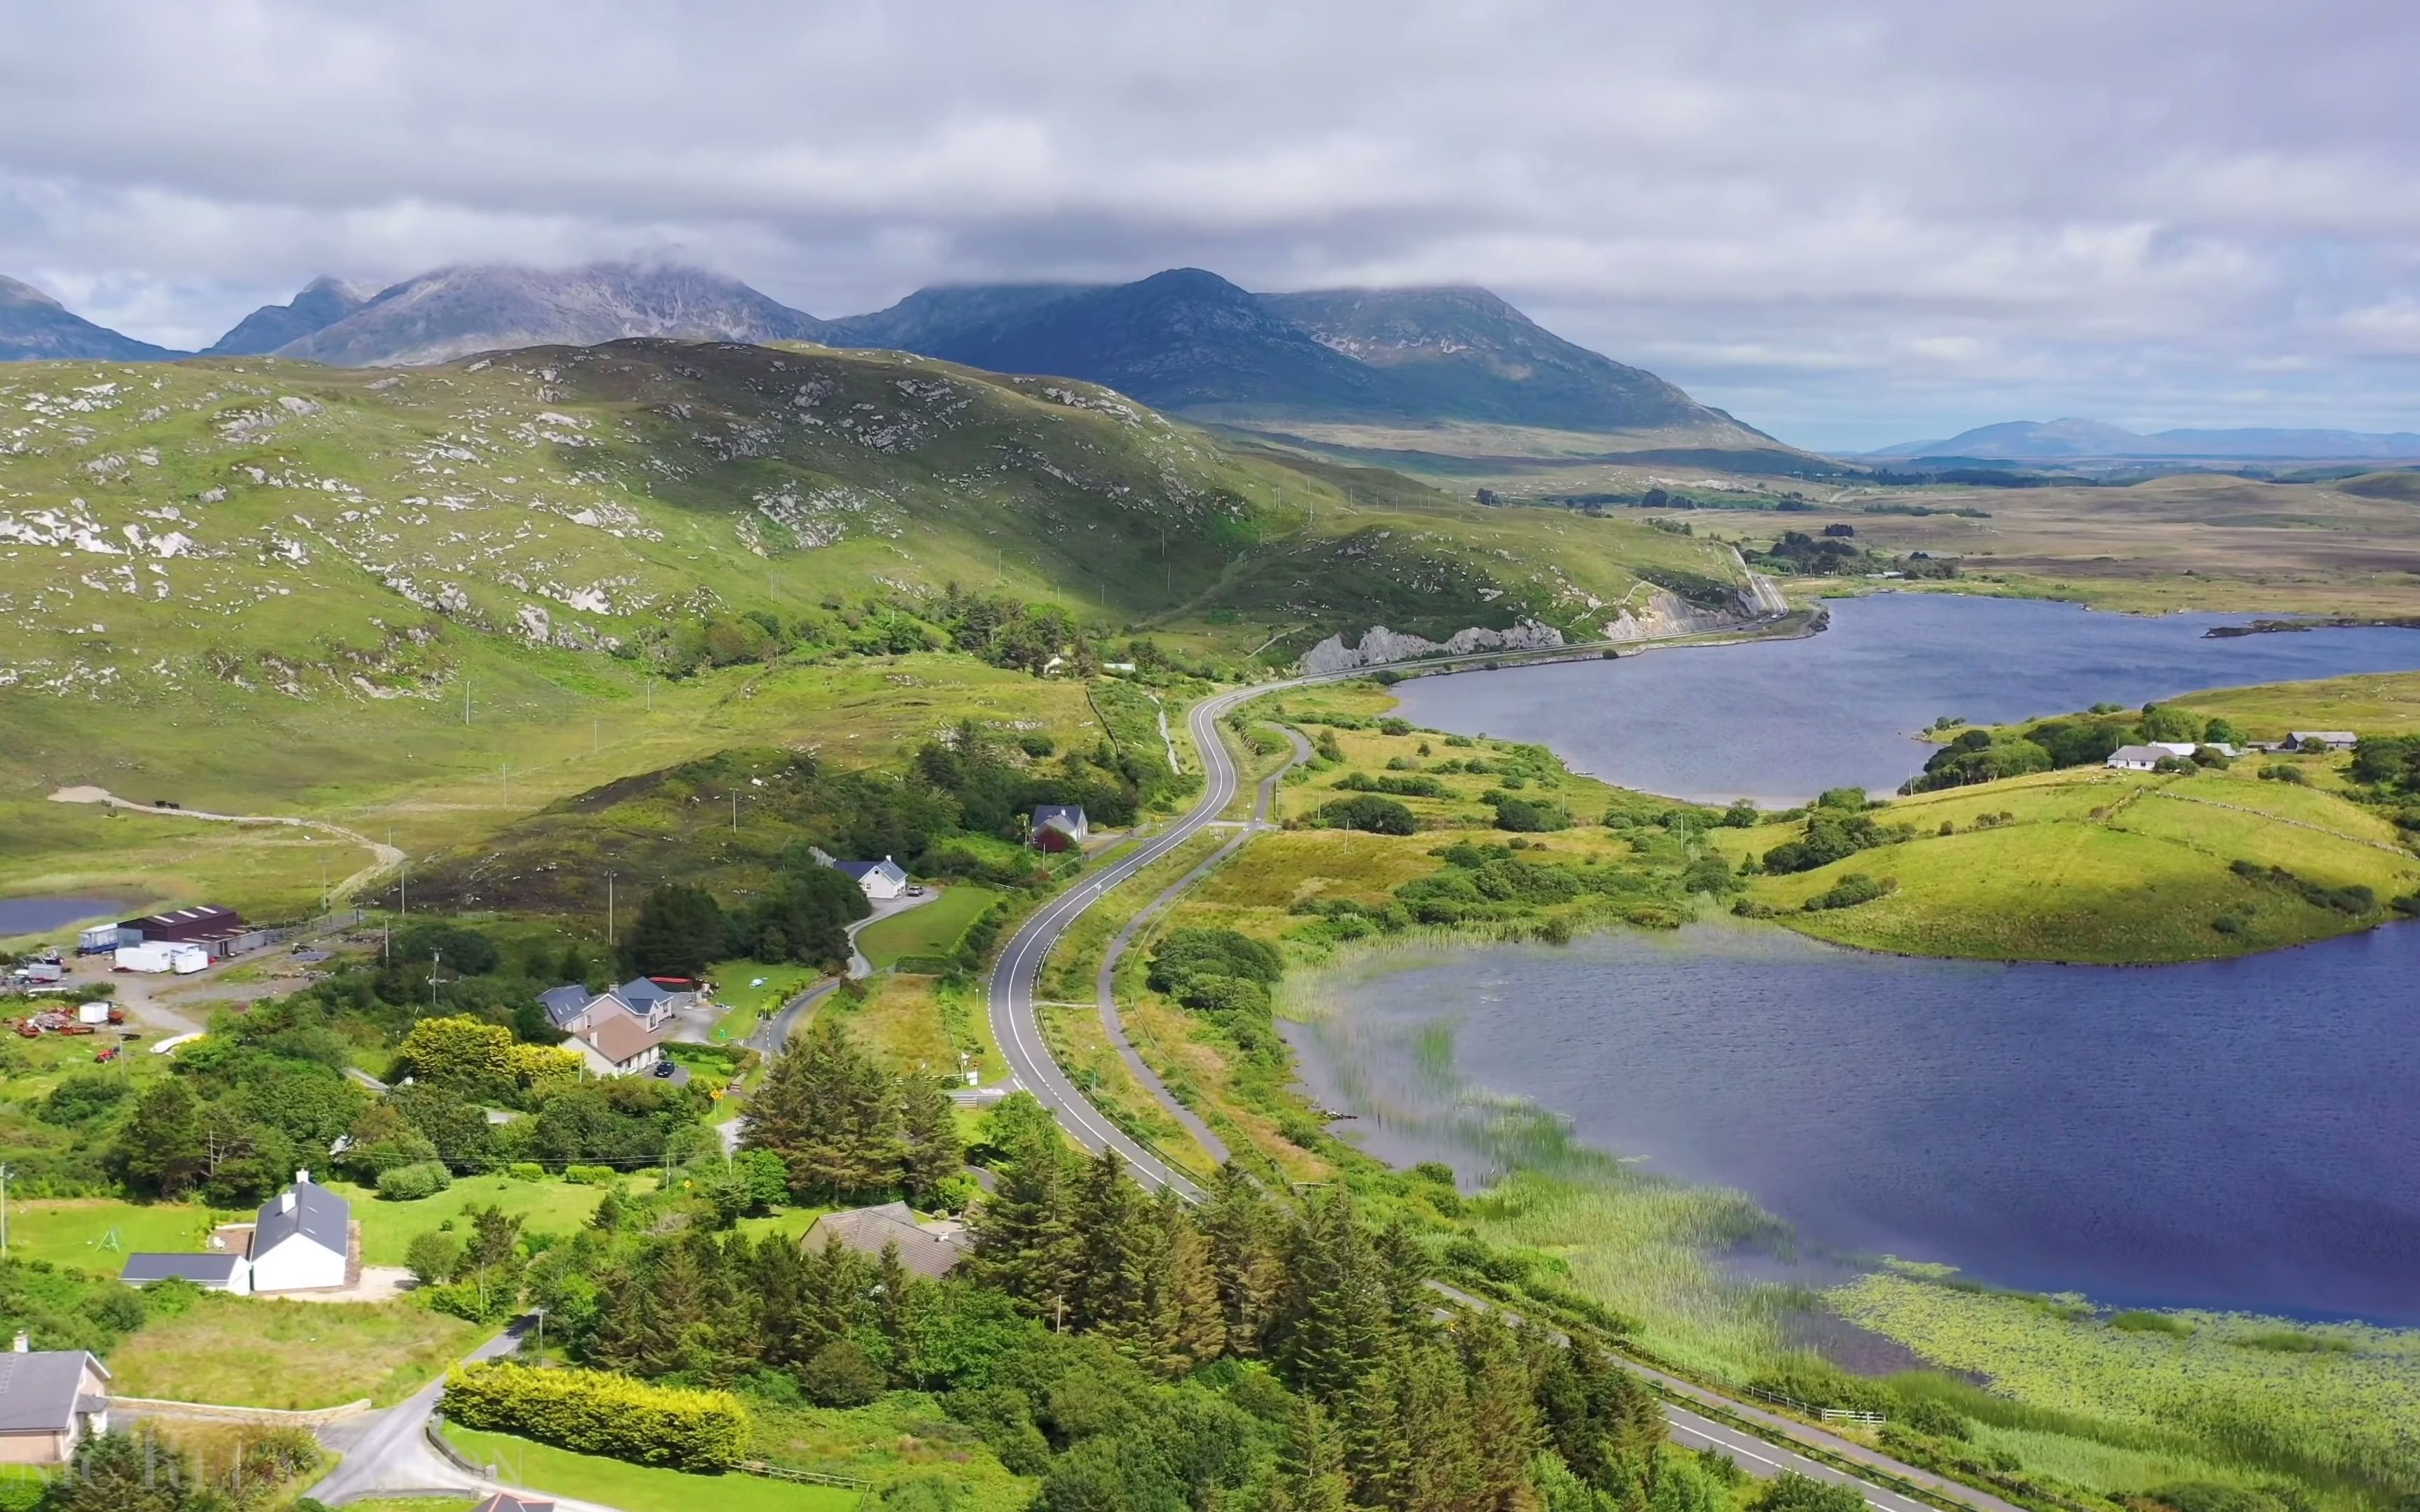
[1269,1190,1391,1396]
[899,1069,964,1202]
[968,1130,1081,1323]
[1459,1313,1548,1511]
[1267,1396,1352,1512]
[1153,1186,1226,1375]
[1202,1163,1279,1356]
[1070,1147,1153,1344]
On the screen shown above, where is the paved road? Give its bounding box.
[983,643,2015,1512]
[307,1318,634,1510]
[1087,722,1315,1167]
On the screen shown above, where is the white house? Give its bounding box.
[2286,730,2358,751]
[248,1171,354,1294]
[1031,804,1090,847]
[2106,745,2168,772]
[2150,741,2240,760]
[0,1336,109,1467]
[836,856,909,902]
[567,1004,669,1077]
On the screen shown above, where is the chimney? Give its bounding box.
[295,1168,311,1186]
[12,1332,27,1353]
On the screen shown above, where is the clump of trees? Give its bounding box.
[624,868,870,979]
[1906,705,2251,794]
[1759,790,1910,874]
[740,1019,965,1206]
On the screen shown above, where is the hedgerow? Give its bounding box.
[442,1361,749,1471]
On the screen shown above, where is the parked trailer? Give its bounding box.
[114,943,177,973]
[169,944,209,974]
[76,1000,110,1026]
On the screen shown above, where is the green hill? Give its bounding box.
[0,337,1745,912]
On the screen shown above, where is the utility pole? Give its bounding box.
[730,791,738,830]
[501,763,510,808]
[606,870,616,949]
[464,678,471,726]
[1,1163,12,1256]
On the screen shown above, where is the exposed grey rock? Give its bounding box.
[1300,618,1566,674]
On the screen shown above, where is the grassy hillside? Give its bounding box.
[1716,759,2418,962]
[0,340,1747,912]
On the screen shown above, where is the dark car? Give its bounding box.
[652,1059,676,1078]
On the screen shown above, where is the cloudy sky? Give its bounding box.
[6,0,2418,450]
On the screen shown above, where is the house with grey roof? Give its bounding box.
[2105,745,2168,772]
[613,976,695,1022]
[536,983,595,1030]
[2286,730,2358,751]
[1031,804,1090,846]
[835,856,909,901]
[247,1171,355,1293]
[471,1494,557,1512]
[0,1334,109,1466]
[802,1201,971,1280]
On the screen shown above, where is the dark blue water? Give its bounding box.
[0,895,127,937]
[1291,920,2420,1323]
[1389,595,2420,803]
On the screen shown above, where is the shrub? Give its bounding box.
[1487,793,1571,832]
[1803,874,1893,911]
[1315,794,1417,834]
[565,1164,616,1185]
[407,1228,465,1286]
[507,1162,545,1182]
[1750,1471,1871,1512]
[799,1338,888,1406]
[377,1160,454,1200]
[2108,1309,2192,1336]
[443,1361,749,1471]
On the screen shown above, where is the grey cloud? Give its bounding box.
[4,0,2419,448]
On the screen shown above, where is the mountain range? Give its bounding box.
[1872,418,2420,461]
[0,261,1780,456]
[0,274,182,362]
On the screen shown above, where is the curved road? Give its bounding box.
[984,643,2018,1512]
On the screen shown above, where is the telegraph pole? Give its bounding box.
[1,1163,12,1256]
[606,870,617,949]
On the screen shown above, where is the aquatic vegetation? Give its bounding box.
[1830,1273,2420,1498]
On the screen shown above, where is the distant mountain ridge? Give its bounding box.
[204,276,372,356]
[1874,418,2420,461]
[274,262,831,368]
[7,258,1781,455]
[828,267,1781,450]
[0,274,186,361]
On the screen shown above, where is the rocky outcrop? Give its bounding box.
[1300,618,1565,674]
[1601,587,1755,643]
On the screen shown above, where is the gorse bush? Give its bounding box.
[442,1360,749,1471]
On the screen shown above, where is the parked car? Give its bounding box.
[906,883,927,897]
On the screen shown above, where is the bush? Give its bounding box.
[443,1361,749,1471]
[565,1164,616,1185]
[1803,874,1894,911]
[1487,793,1571,832]
[800,1338,888,1406]
[508,1162,545,1182]
[1750,1471,1871,1512]
[377,1160,454,1200]
[1314,794,1417,834]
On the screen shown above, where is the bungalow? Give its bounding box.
[249,1170,356,1293]
[835,856,909,902]
[2150,740,2241,760]
[2106,745,2169,772]
[612,975,695,1023]
[2286,730,2358,751]
[567,1006,669,1077]
[802,1201,971,1281]
[1031,804,1089,848]
[0,1336,109,1467]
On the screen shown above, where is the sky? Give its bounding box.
[6,0,2420,451]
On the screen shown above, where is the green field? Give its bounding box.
[106,1292,479,1408]
[704,958,822,1044]
[855,883,999,968]
[0,1197,238,1270]
[1715,762,2418,963]
[333,1172,627,1265]
[443,1424,861,1512]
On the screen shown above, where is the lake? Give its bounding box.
[1300,594,2420,1322]
[1287,922,2420,1323]
[0,895,132,938]
[1386,594,2420,803]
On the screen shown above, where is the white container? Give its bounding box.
[76,1001,109,1026]
[169,945,209,974]
[114,944,175,973]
